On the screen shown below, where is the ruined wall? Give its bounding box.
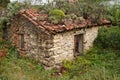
[50,27,99,66]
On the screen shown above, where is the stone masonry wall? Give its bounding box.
[50,28,85,65]
[4,15,54,67]
[50,27,99,66]
[84,27,99,51]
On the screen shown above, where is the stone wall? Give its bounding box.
[84,27,99,51]
[4,15,54,67]
[50,29,85,65]
[50,27,99,66]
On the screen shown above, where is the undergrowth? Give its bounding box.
[0,41,120,80]
[62,47,120,80]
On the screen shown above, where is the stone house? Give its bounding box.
[4,9,110,68]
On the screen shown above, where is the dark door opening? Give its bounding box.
[74,34,83,56]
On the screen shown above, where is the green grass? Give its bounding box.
[0,45,120,80]
[0,57,52,80]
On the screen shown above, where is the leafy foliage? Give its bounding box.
[107,4,120,25]
[49,0,109,23]
[49,9,65,20]
[0,2,26,35]
[49,9,65,24]
[49,16,59,24]
[7,2,25,17]
[94,26,120,50]
[0,17,9,30]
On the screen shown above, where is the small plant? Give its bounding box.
[77,17,85,22]
[49,16,59,24]
[65,15,71,19]
[62,60,74,69]
[49,9,65,24]
[70,13,77,20]
[39,16,45,21]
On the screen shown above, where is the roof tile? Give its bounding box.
[19,9,111,34]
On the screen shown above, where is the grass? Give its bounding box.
[0,45,120,80]
[0,56,51,80]
[66,48,120,80]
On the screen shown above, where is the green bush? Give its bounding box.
[49,16,59,24]
[0,17,9,30]
[107,4,120,25]
[7,2,24,17]
[49,9,65,24]
[94,26,120,50]
[62,56,91,79]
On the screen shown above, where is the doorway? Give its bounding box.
[74,34,83,56]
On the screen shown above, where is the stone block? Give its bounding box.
[44,51,54,58]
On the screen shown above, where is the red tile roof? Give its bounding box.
[19,9,111,34]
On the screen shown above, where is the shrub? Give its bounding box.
[0,17,9,30]
[70,13,77,20]
[107,4,120,25]
[7,2,23,17]
[77,17,85,22]
[94,26,120,50]
[39,16,45,21]
[48,16,59,24]
[106,4,120,25]
[62,57,91,79]
[49,9,65,23]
